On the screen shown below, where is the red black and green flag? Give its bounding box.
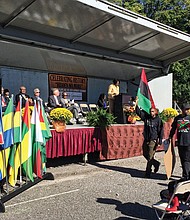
[137,68,155,113]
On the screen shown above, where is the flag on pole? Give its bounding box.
[9,98,22,185]
[31,101,44,178]
[137,68,155,113]
[14,96,22,144]
[21,100,33,182]
[0,149,10,180]
[39,103,52,145]
[2,96,14,149]
[0,96,14,180]
[39,102,52,173]
[9,100,32,186]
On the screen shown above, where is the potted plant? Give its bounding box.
[159,107,178,123]
[50,108,73,132]
[123,105,141,124]
[86,108,116,160]
[86,108,116,128]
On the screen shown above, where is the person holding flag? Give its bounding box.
[135,69,163,178]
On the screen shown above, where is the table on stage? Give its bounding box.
[46,122,172,160]
[46,127,102,158]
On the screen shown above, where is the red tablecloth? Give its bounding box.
[100,124,144,160]
[100,122,172,160]
[46,127,102,158]
[46,122,172,159]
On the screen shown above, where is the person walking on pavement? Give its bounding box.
[168,103,190,179]
[135,99,164,178]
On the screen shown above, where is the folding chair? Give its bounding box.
[79,103,90,116]
[152,180,190,220]
[89,104,98,112]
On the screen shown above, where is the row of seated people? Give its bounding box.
[47,88,108,124]
[1,86,109,124]
[1,86,42,110]
[47,88,83,124]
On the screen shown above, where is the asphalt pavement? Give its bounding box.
[0,149,183,220]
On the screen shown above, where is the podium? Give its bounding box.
[114,93,131,124]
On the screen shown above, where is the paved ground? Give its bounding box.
[0,149,183,220]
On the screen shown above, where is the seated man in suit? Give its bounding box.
[15,86,33,108]
[47,88,63,109]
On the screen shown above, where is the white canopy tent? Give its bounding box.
[0,0,190,81]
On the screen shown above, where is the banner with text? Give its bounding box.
[48,73,87,101]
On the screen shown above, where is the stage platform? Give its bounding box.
[46,122,172,161]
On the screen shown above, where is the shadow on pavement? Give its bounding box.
[90,162,167,180]
[46,154,84,168]
[97,198,155,220]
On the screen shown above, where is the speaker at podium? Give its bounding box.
[114,93,131,124]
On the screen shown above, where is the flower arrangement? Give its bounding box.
[159,107,178,122]
[123,105,141,123]
[50,108,73,123]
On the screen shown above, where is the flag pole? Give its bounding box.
[19,96,22,185]
[25,99,28,183]
[0,95,7,194]
[4,95,14,193]
[2,149,9,194]
[25,98,28,184]
[40,100,47,175]
[37,100,42,177]
[11,94,16,190]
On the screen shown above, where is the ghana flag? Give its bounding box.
[137,68,155,113]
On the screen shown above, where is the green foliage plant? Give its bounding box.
[86,109,116,128]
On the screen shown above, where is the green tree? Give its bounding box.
[172,60,190,106]
[107,0,190,104]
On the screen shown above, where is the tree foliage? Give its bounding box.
[171,60,190,106]
[107,0,190,104]
[108,0,190,31]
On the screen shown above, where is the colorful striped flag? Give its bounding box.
[14,96,22,144]
[21,100,33,182]
[0,148,10,181]
[9,100,32,186]
[31,101,43,178]
[39,102,52,173]
[137,68,155,113]
[9,98,22,185]
[39,103,52,145]
[0,96,14,180]
[2,96,14,149]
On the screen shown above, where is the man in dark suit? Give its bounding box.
[47,88,63,109]
[15,86,33,108]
